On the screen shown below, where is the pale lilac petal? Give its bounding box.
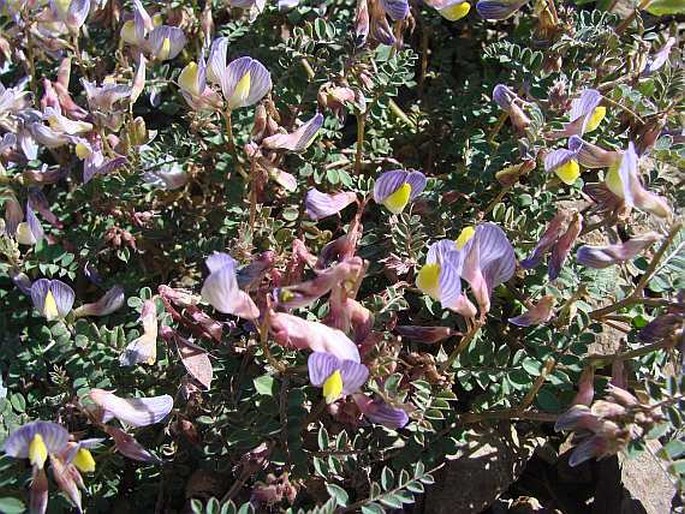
[568,136,621,169]
[305,188,357,220]
[509,295,555,327]
[206,252,238,274]
[576,232,660,269]
[89,389,173,428]
[207,37,229,84]
[554,405,600,432]
[492,84,516,110]
[307,352,341,387]
[568,435,607,467]
[405,171,427,200]
[31,467,48,514]
[201,255,260,319]
[262,113,323,152]
[147,26,186,61]
[65,0,90,30]
[354,394,409,429]
[569,89,601,126]
[30,279,75,319]
[544,148,576,173]
[380,0,410,20]
[221,57,272,110]
[476,0,529,20]
[5,196,23,236]
[645,37,675,74]
[3,421,70,458]
[373,169,408,203]
[619,142,671,218]
[438,253,465,311]
[73,285,125,317]
[270,169,297,191]
[340,360,369,395]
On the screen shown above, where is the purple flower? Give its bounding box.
[308,352,369,404]
[73,285,126,317]
[644,37,675,75]
[304,188,358,220]
[15,203,44,246]
[31,279,76,321]
[492,84,530,132]
[206,37,230,85]
[146,25,186,61]
[576,232,661,269]
[551,89,606,138]
[425,0,472,21]
[416,239,466,312]
[103,425,161,463]
[379,0,410,20]
[373,169,427,214]
[201,252,260,319]
[549,211,582,280]
[119,299,158,366]
[521,209,582,279]
[89,389,173,428]
[353,393,409,429]
[568,135,621,169]
[3,421,70,468]
[262,113,324,152]
[605,142,670,218]
[476,0,529,20]
[220,57,272,110]
[544,148,580,185]
[509,295,555,327]
[50,0,91,31]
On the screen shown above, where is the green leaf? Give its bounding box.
[0,498,25,514]
[360,503,385,514]
[646,0,685,15]
[253,375,276,396]
[325,484,349,507]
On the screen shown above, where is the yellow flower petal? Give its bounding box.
[439,1,471,21]
[416,263,441,299]
[120,20,138,45]
[44,290,60,321]
[54,0,71,17]
[29,434,48,469]
[554,159,580,185]
[605,163,623,198]
[585,106,606,133]
[157,37,171,61]
[75,142,91,160]
[72,448,96,473]
[179,62,201,96]
[323,370,344,404]
[382,183,412,214]
[229,72,252,110]
[455,226,476,249]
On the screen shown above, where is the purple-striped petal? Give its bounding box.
[201,254,260,319]
[544,148,576,173]
[380,0,410,20]
[616,142,670,218]
[30,279,76,320]
[73,285,125,317]
[262,113,323,152]
[354,394,409,428]
[89,389,173,428]
[3,421,70,459]
[220,57,272,110]
[508,294,555,327]
[373,170,408,203]
[65,0,90,30]
[576,232,661,269]
[146,25,186,61]
[569,89,601,125]
[307,352,341,387]
[476,0,529,20]
[461,223,516,313]
[549,212,582,280]
[492,84,516,111]
[405,170,427,200]
[305,188,357,220]
[207,37,229,84]
[568,136,621,169]
[5,196,23,236]
[340,360,369,395]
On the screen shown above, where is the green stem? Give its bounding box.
[439,320,483,373]
[223,109,247,179]
[354,113,366,175]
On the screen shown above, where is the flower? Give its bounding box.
[89,389,173,428]
[49,0,91,32]
[568,135,621,169]
[304,188,358,220]
[308,352,369,404]
[262,113,324,152]
[548,211,582,280]
[644,37,675,75]
[15,203,44,246]
[119,299,158,366]
[145,25,186,61]
[426,0,472,20]
[72,285,126,317]
[416,239,466,312]
[476,0,529,20]
[3,421,70,469]
[576,232,661,269]
[604,142,670,218]
[178,57,223,112]
[551,89,606,138]
[544,148,580,185]
[201,252,260,319]
[353,393,410,428]
[373,169,427,214]
[492,84,531,133]
[509,294,555,327]
[220,57,272,111]
[269,311,361,362]
[30,279,76,321]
